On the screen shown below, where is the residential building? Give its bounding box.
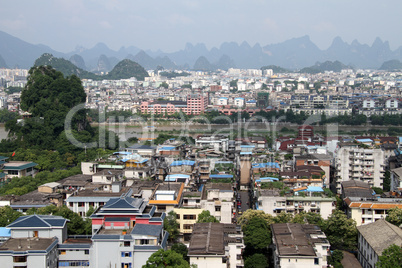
[344,196,402,226]
[195,135,229,152]
[271,223,330,268]
[335,145,385,193]
[390,167,402,192]
[188,223,244,268]
[257,189,336,219]
[2,161,37,179]
[357,219,402,268]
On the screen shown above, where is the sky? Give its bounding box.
[1,0,402,53]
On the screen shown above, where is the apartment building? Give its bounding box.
[271,223,330,268]
[257,189,336,219]
[140,94,208,115]
[344,197,402,226]
[357,219,402,268]
[188,223,244,268]
[335,144,385,193]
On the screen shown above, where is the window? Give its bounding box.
[59,250,66,255]
[215,206,221,212]
[33,231,38,237]
[124,241,131,247]
[183,215,196,220]
[121,263,132,268]
[13,256,27,262]
[85,250,89,255]
[121,252,132,257]
[7,170,18,175]
[314,258,319,265]
[78,202,85,207]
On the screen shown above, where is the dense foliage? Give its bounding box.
[196,210,219,223]
[142,249,191,268]
[164,211,179,242]
[385,207,402,227]
[0,206,23,227]
[320,210,358,251]
[105,59,149,81]
[34,53,99,79]
[376,244,402,268]
[0,166,80,196]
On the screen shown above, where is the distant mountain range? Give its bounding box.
[1,30,402,72]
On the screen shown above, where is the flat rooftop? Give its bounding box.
[0,237,56,252]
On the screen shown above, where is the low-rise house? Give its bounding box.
[188,223,244,268]
[344,196,402,226]
[357,219,402,268]
[3,161,37,179]
[148,182,184,213]
[271,223,330,268]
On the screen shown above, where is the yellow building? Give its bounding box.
[173,208,204,235]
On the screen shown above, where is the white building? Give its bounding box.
[357,219,402,268]
[271,223,330,268]
[335,145,385,193]
[188,223,244,268]
[390,167,402,192]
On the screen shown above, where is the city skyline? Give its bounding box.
[1,0,402,53]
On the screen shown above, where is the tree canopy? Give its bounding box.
[196,210,219,223]
[321,210,357,251]
[7,65,90,150]
[376,244,402,268]
[164,211,179,242]
[385,207,402,227]
[142,249,191,268]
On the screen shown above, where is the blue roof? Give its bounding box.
[210,174,233,179]
[399,137,402,144]
[170,160,195,166]
[219,97,228,100]
[240,145,255,148]
[356,139,372,143]
[160,146,176,151]
[252,162,280,169]
[215,161,233,164]
[306,186,324,192]
[103,196,143,210]
[0,227,10,237]
[240,152,252,155]
[165,174,190,181]
[247,100,257,103]
[114,152,131,155]
[131,224,162,237]
[7,215,67,228]
[256,177,279,183]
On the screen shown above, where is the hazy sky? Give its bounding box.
[2,0,401,53]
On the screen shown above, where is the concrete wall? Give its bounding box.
[190,256,227,268]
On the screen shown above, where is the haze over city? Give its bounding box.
[2,0,402,53]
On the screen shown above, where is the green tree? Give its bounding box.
[385,207,402,227]
[86,206,95,217]
[292,212,324,226]
[321,210,357,251]
[243,217,271,254]
[160,81,169,89]
[164,211,179,242]
[8,65,91,150]
[328,249,343,268]
[171,243,189,262]
[196,210,219,223]
[142,249,190,268]
[0,206,23,227]
[237,209,274,227]
[376,244,402,268]
[244,253,268,268]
